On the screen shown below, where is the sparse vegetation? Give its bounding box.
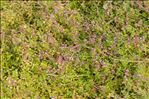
[1,1,149,99]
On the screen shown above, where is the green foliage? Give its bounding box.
[1,1,149,99]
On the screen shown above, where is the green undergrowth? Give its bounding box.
[1,1,149,99]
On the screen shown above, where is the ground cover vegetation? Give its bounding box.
[1,0,149,99]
